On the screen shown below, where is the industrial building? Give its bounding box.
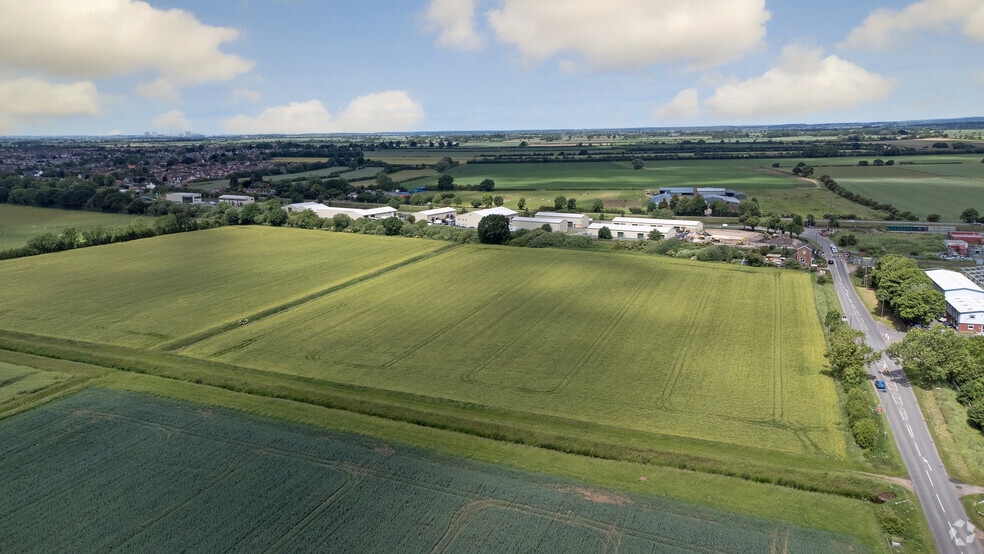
[455,206,517,228]
[282,203,398,221]
[165,192,202,204]
[926,269,984,332]
[415,207,457,224]
[217,194,255,207]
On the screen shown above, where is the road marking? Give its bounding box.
[899,408,908,421]
[926,470,934,486]
[938,494,947,512]
[915,443,922,457]
[923,457,931,468]
[893,393,903,406]
[907,424,914,438]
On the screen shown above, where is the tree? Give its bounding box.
[927,213,941,222]
[239,202,262,224]
[961,208,980,224]
[554,196,567,210]
[434,156,454,172]
[591,199,604,213]
[709,199,731,217]
[597,226,612,240]
[387,197,401,209]
[826,326,877,386]
[647,229,663,241]
[745,215,760,231]
[806,213,815,227]
[566,197,577,211]
[852,418,878,450]
[381,216,403,236]
[476,214,511,244]
[517,197,526,210]
[493,195,504,207]
[375,171,394,189]
[477,179,495,192]
[888,326,971,385]
[437,173,455,191]
[332,213,352,231]
[482,193,493,207]
[265,204,288,227]
[631,158,645,170]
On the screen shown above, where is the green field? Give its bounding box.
[0,227,447,348]
[0,204,151,251]
[821,156,984,220]
[0,388,865,552]
[182,244,842,456]
[0,362,68,404]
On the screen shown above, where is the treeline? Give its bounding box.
[818,174,920,221]
[823,310,883,451]
[889,327,984,429]
[867,255,945,325]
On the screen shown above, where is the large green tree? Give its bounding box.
[825,326,877,386]
[437,173,455,191]
[887,326,971,385]
[476,214,511,245]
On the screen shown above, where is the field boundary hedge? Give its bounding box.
[157,243,459,351]
[0,329,890,502]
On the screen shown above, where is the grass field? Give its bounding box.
[0,205,150,250]
[820,156,984,220]
[0,227,447,348]
[176,244,843,457]
[0,388,867,552]
[0,362,68,405]
[0,227,925,549]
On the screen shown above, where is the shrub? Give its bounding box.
[852,418,878,450]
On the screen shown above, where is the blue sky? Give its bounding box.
[0,0,981,135]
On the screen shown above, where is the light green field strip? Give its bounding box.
[0,363,68,403]
[98,371,898,552]
[183,245,845,458]
[0,227,446,349]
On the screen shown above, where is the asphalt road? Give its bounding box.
[807,229,980,553]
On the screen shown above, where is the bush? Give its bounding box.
[597,226,612,240]
[477,214,511,244]
[852,418,878,450]
[968,402,984,429]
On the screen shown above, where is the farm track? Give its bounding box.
[158,243,459,353]
[656,282,711,411]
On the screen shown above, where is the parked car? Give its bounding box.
[875,380,887,391]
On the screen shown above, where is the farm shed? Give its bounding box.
[416,207,457,224]
[926,269,984,332]
[511,217,568,233]
[217,194,255,207]
[534,212,590,229]
[456,207,517,228]
[610,216,702,234]
[584,223,650,240]
[283,202,329,213]
[165,192,201,204]
[944,240,969,257]
[948,231,984,245]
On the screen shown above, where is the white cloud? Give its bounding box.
[135,78,180,102]
[654,88,701,121]
[705,45,895,118]
[229,87,262,103]
[152,110,191,131]
[0,0,252,85]
[332,91,425,133]
[223,91,425,134]
[841,0,984,49]
[486,0,769,70]
[424,0,483,51]
[0,77,100,132]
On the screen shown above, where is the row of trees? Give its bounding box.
[818,174,919,221]
[868,255,945,325]
[824,310,882,450]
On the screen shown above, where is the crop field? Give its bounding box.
[182,244,843,457]
[0,388,864,552]
[821,156,984,220]
[0,205,150,250]
[0,362,67,405]
[0,227,447,348]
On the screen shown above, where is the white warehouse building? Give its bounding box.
[926,269,984,333]
[455,206,517,228]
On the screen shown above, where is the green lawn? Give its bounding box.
[0,204,150,251]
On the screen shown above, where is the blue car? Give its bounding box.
[875,380,887,391]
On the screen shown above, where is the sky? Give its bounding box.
[0,0,981,136]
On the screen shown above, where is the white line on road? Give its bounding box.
[907,424,914,438]
[927,470,934,487]
[915,443,922,457]
[938,494,947,513]
[900,408,908,421]
[893,393,903,406]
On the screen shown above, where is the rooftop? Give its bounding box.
[926,269,984,294]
